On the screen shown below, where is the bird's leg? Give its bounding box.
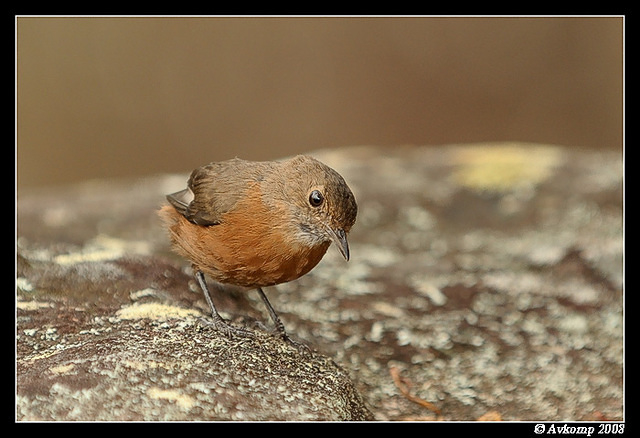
[195,270,252,337]
[255,287,310,352]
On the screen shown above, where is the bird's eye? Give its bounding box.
[309,190,324,207]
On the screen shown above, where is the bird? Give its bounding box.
[158,155,357,347]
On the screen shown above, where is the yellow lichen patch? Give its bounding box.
[450,143,564,193]
[116,302,201,321]
[53,234,151,266]
[20,349,61,364]
[147,387,196,410]
[17,300,54,311]
[50,364,75,375]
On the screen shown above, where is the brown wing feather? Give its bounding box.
[169,158,275,226]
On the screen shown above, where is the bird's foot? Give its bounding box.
[199,316,255,338]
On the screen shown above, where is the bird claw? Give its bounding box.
[279,332,313,355]
[199,317,311,355]
[199,317,255,338]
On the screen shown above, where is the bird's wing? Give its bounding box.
[167,159,272,226]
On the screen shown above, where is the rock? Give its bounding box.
[17,143,623,421]
[17,319,370,421]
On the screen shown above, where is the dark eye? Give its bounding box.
[309,190,324,207]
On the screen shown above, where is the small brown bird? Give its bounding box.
[159,155,357,345]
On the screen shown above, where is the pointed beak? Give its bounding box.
[328,228,350,261]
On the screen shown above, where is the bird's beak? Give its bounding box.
[328,228,350,261]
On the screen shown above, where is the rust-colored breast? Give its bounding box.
[159,184,330,288]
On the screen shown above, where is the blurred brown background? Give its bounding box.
[16,16,623,191]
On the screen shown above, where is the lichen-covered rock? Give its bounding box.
[17,143,623,421]
[17,316,371,421]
